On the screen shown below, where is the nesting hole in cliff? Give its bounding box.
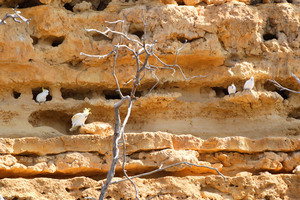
[18,0,42,8]
[263,33,278,41]
[132,31,144,39]
[97,0,111,11]
[13,90,21,99]
[61,88,93,100]
[49,36,65,47]
[28,110,73,134]
[212,87,228,98]
[287,0,293,3]
[177,37,197,43]
[264,82,290,100]
[30,36,38,46]
[64,3,74,12]
[103,89,142,99]
[32,87,52,103]
[128,24,145,40]
[250,0,262,5]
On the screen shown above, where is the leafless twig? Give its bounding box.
[268,74,300,94]
[0,7,30,25]
[111,161,226,184]
[81,13,209,200]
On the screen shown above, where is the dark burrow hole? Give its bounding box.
[64,3,74,12]
[12,197,18,200]
[263,33,278,41]
[28,110,73,134]
[275,90,289,100]
[13,90,21,99]
[103,89,142,99]
[287,0,292,3]
[250,0,262,5]
[264,82,289,100]
[17,0,42,8]
[32,87,52,103]
[30,35,38,45]
[97,0,111,11]
[50,36,65,47]
[177,37,198,43]
[212,87,228,98]
[131,31,144,39]
[61,88,93,100]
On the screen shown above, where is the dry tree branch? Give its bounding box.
[268,74,300,94]
[110,161,226,185]
[0,7,30,25]
[81,14,213,200]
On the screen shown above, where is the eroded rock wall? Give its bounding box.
[0,0,299,199]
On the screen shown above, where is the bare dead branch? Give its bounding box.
[111,161,226,185]
[292,73,300,85]
[81,13,209,200]
[99,96,131,200]
[105,20,124,24]
[120,100,140,200]
[80,47,116,59]
[0,7,30,25]
[268,79,300,94]
[112,46,123,98]
[145,66,160,96]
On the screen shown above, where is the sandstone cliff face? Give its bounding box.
[0,0,299,199]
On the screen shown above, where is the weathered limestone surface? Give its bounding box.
[0,0,299,199]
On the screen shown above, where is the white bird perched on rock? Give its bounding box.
[70,108,91,131]
[243,76,255,91]
[36,88,49,104]
[228,83,236,96]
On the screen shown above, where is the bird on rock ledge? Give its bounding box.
[69,108,91,131]
[36,88,49,104]
[228,83,236,96]
[243,76,255,91]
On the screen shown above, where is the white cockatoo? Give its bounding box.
[36,88,49,104]
[243,76,255,91]
[228,83,236,96]
[69,108,91,131]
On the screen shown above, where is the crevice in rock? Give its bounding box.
[264,82,290,100]
[13,90,21,99]
[97,0,111,11]
[28,110,73,134]
[212,87,228,98]
[30,35,38,46]
[263,33,278,41]
[64,3,74,12]
[131,30,144,39]
[250,0,262,5]
[18,0,42,8]
[50,36,65,47]
[103,89,142,100]
[60,88,93,100]
[177,37,198,43]
[32,87,52,103]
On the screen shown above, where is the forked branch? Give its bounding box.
[80,14,211,200]
[268,73,300,94]
[0,7,30,25]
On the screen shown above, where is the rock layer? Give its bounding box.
[0,0,299,199]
